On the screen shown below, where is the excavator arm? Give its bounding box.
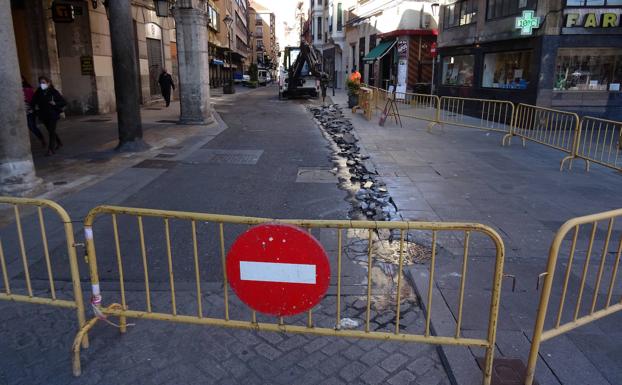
[287,41,328,92]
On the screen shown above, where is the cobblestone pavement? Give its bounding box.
[0,290,450,385]
[0,87,452,385]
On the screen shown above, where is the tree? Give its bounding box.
[249,63,259,81]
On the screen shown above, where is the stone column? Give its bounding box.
[108,1,146,151]
[173,0,214,124]
[0,1,40,195]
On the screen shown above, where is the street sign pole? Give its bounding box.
[430,42,437,95]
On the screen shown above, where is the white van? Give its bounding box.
[258,69,267,86]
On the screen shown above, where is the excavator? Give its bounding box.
[279,41,329,99]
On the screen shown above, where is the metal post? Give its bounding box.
[431,57,435,95]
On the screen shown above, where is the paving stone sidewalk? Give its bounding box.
[0,87,452,385]
[331,90,622,385]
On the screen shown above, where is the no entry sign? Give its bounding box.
[226,224,331,317]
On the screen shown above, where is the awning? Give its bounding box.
[363,40,396,63]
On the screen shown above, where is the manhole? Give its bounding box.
[295,167,336,183]
[191,149,263,165]
[132,159,179,169]
[82,118,111,123]
[475,358,539,385]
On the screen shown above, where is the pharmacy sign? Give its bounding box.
[515,10,540,36]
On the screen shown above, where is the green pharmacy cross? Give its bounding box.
[515,10,540,36]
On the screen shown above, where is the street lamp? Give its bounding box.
[153,0,171,17]
[223,14,235,94]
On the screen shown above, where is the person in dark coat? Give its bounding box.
[22,77,46,147]
[158,68,175,107]
[32,76,66,156]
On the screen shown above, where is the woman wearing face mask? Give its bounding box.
[32,76,66,156]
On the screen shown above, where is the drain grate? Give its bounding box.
[82,118,111,122]
[156,120,178,124]
[145,107,162,111]
[295,167,336,183]
[132,159,179,169]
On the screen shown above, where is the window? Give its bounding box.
[482,51,531,89]
[317,17,322,40]
[443,0,478,28]
[442,55,475,86]
[554,49,622,92]
[337,3,343,30]
[256,39,263,49]
[208,6,219,32]
[487,0,537,20]
[256,25,263,36]
[566,0,622,5]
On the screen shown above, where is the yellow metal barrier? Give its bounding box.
[73,205,505,385]
[0,197,88,348]
[524,209,622,385]
[503,103,581,170]
[352,86,373,120]
[574,116,622,172]
[377,88,440,125]
[439,96,514,134]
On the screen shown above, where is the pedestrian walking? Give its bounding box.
[158,68,175,107]
[32,76,66,156]
[22,77,46,148]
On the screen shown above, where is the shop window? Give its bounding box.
[442,55,475,86]
[443,0,478,28]
[554,49,622,92]
[482,50,531,89]
[487,0,537,20]
[566,0,622,6]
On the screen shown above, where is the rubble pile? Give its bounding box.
[309,104,398,222]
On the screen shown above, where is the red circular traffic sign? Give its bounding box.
[226,224,331,317]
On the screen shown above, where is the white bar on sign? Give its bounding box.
[239,261,316,284]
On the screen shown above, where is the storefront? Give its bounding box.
[438,36,541,105]
[437,2,622,120]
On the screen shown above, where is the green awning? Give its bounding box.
[362,40,396,63]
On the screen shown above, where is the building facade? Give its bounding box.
[341,0,439,92]
[11,0,178,115]
[437,0,622,120]
[249,1,278,76]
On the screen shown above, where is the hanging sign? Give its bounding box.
[52,2,75,23]
[515,10,540,36]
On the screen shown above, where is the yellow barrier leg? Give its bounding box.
[502,133,512,146]
[119,315,127,334]
[560,155,575,172]
[72,316,100,377]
